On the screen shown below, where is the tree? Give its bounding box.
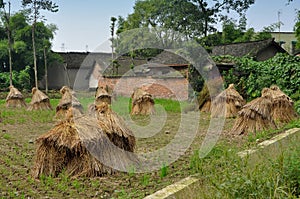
[22,0,58,89]
[0,0,13,86]
[188,0,255,36]
[0,11,58,88]
[110,17,117,59]
[117,0,204,38]
[119,0,255,41]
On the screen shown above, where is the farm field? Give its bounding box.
[0,92,299,198]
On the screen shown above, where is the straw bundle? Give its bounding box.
[131,88,155,115]
[27,87,52,111]
[95,86,112,105]
[198,84,211,112]
[5,86,27,108]
[32,108,138,178]
[232,88,277,135]
[198,78,223,113]
[269,85,298,125]
[88,87,112,115]
[95,102,136,152]
[55,86,83,119]
[211,84,245,118]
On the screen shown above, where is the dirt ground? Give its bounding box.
[0,99,239,199]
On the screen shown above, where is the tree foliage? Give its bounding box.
[117,0,255,39]
[22,0,58,88]
[0,11,58,87]
[219,53,300,102]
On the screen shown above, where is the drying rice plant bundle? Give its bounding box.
[88,87,112,115]
[95,86,112,105]
[198,78,223,113]
[55,86,83,119]
[32,108,138,179]
[95,102,136,152]
[6,85,27,108]
[27,87,52,111]
[269,85,298,125]
[232,88,277,135]
[131,88,155,115]
[211,84,245,118]
[198,84,211,112]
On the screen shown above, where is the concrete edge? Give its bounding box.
[143,176,199,199]
[237,128,300,158]
[144,128,300,199]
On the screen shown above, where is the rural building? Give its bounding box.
[42,52,111,90]
[99,50,190,100]
[271,32,297,55]
[212,38,288,71]
[44,50,190,100]
[44,38,290,99]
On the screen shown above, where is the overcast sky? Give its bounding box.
[8,0,300,52]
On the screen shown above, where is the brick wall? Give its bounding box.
[98,77,189,101]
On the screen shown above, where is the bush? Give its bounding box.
[0,66,31,90]
[219,53,300,101]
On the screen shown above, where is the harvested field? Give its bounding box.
[0,92,299,198]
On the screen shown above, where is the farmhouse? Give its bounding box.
[99,50,190,100]
[43,38,288,100]
[42,52,111,90]
[212,38,288,71]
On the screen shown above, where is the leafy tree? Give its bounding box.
[0,0,13,86]
[22,0,58,89]
[0,11,58,87]
[221,18,244,44]
[188,0,255,37]
[116,0,255,54]
[117,0,205,39]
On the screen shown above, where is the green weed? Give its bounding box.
[140,174,150,186]
[3,133,11,140]
[160,164,168,178]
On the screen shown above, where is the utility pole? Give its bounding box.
[278,10,281,45]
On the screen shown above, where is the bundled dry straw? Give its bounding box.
[269,85,298,125]
[95,86,112,105]
[6,86,27,108]
[232,88,277,135]
[211,84,245,118]
[27,87,52,111]
[94,102,136,152]
[198,78,223,113]
[32,107,138,178]
[88,87,112,115]
[198,84,211,112]
[55,86,83,119]
[131,88,155,115]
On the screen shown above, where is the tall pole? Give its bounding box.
[278,11,281,45]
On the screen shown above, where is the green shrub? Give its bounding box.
[0,66,31,90]
[219,53,300,101]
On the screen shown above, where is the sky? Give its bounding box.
[8,0,300,52]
